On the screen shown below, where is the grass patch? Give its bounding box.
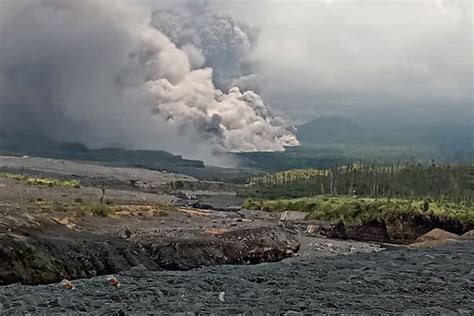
[0,172,80,188]
[72,203,116,217]
[89,203,115,217]
[26,198,115,217]
[27,196,176,219]
[243,196,474,225]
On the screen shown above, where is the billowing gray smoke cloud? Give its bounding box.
[151,0,259,91]
[0,0,298,163]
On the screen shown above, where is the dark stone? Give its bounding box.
[146,226,300,270]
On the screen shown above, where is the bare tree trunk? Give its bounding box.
[100,184,106,204]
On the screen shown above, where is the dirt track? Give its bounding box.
[0,241,472,314]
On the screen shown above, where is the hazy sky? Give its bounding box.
[212,0,473,123]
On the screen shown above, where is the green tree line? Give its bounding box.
[242,162,474,201]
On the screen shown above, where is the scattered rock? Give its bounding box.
[306,224,316,234]
[61,279,75,290]
[147,226,300,270]
[107,275,121,287]
[218,291,225,303]
[124,227,132,239]
[280,211,306,221]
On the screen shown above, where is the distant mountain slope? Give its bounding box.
[0,138,204,169]
[296,116,368,144]
[296,115,473,153]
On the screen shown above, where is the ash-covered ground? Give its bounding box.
[1,241,472,314]
[0,155,472,314]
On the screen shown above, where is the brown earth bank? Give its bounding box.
[1,191,469,286]
[0,201,300,286]
[143,226,300,270]
[0,217,299,285]
[0,221,157,285]
[317,213,473,244]
[0,156,299,285]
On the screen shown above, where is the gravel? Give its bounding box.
[1,241,472,314]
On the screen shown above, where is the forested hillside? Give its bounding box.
[241,163,474,200]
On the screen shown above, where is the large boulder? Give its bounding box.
[410,228,460,247]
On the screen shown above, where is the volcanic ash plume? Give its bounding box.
[151,1,259,91]
[147,69,299,152]
[0,0,298,156]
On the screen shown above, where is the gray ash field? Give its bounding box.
[1,242,472,314]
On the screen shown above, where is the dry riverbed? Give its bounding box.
[0,155,472,313]
[1,241,472,314]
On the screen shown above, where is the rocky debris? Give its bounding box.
[218,291,225,303]
[1,242,472,314]
[143,226,300,270]
[106,275,121,287]
[0,223,159,285]
[306,224,316,234]
[311,241,345,253]
[0,212,300,285]
[174,192,246,212]
[293,236,384,258]
[60,279,75,290]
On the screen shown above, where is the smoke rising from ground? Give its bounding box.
[0,0,298,164]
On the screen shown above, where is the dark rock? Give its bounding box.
[0,222,300,285]
[145,226,300,270]
[0,223,158,285]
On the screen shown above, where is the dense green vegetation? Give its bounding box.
[241,163,473,200]
[243,196,474,225]
[0,172,80,188]
[242,162,474,227]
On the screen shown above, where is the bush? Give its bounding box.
[90,204,114,217]
[243,196,474,225]
[74,197,84,204]
[0,172,80,188]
